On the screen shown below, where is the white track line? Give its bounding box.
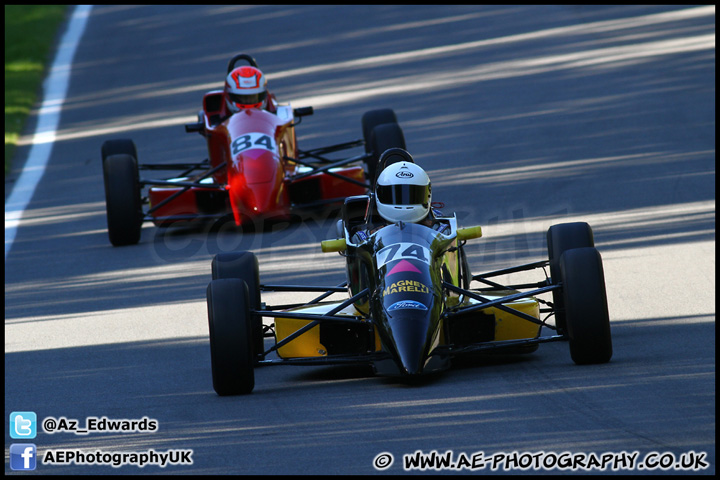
[5,5,93,259]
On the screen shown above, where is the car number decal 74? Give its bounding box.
[231,133,277,156]
[376,242,431,269]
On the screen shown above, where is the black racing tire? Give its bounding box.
[211,252,263,360]
[560,247,612,365]
[101,138,137,162]
[362,109,402,185]
[102,153,143,246]
[546,222,594,332]
[361,109,398,152]
[369,122,406,185]
[207,279,255,395]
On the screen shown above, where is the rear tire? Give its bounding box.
[369,122,406,185]
[207,279,255,395]
[546,222,594,332]
[362,109,404,185]
[211,252,263,360]
[103,153,142,246]
[361,109,398,152]
[560,247,612,364]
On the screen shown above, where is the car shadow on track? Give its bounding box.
[5,314,714,473]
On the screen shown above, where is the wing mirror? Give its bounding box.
[293,106,314,117]
[457,226,483,241]
[321,238,347,253]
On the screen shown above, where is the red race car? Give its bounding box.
[101,54,406,246]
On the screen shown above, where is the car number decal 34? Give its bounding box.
[376,242,430,269]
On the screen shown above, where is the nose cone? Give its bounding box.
[227,150,288,224]
[242,180,278,214]
[387,314,431,376]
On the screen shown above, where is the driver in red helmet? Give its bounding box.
[224,65,277,114]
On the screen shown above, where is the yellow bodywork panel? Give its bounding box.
[274,302,381,358]
[460,294,541,340]
[491,296,540,340]
[275,294,540,358]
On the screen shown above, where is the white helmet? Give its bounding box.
[375,161,431,224]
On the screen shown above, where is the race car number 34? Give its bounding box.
[231,133,276,156]
[377,243,431,269]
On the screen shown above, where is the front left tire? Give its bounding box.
[560,247,612,365]
[547,222,594,332]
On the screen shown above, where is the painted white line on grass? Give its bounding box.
[5,5,93,259]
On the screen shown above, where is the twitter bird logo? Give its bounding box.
[10,412,37,439]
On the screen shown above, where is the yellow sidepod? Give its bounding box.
[463,294,541,341]
[493,297,541,340]
[274,302,381,358]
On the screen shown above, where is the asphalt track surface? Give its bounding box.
[5,5,715,475]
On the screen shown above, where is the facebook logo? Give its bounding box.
[10,444,37,471]
[10,411,37,439]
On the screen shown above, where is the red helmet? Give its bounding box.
[225,66,267,112]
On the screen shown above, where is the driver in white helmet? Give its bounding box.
[224,65,278,114]
[353,155,448,242]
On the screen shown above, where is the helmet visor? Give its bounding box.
[229,91,267,106]
[376,184,430,206]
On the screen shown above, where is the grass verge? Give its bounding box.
[5,5,69,177]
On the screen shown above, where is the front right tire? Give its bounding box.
[207,279,255,395]
[102,153,142,246]
[211,252,263,361]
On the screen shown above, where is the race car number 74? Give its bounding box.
[377,242,431,269]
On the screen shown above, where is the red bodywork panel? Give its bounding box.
[148,91,367,226]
